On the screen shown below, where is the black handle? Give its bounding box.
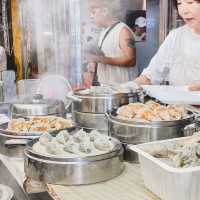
[92,63,100,86]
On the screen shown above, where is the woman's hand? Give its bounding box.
[87,62,97,73]
[188,84,200,91]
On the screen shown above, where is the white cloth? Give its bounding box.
[0,46,6,71]
[97,22,138,85]
[142,25,200,85]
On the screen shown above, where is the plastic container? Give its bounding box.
[130,137,200,200]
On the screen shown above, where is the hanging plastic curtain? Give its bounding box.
[18,0,83,88]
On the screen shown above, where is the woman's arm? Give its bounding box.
[188,84,200,91]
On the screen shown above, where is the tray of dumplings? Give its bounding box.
[130,132,200,200]
[106,100,195,145]
[27,129,121,158]
[24,129,124,185]
[115,100,190,123]
[0,116,74,136]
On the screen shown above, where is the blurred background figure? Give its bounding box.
[133,16,146,42]
[85,0,138,86]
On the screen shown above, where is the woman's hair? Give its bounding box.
[173,0,200,8]
[88,0,121,18]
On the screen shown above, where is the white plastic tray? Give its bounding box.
[130,137,200,200]
[142,85,200,105]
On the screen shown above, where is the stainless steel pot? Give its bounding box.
[106,109,195,144]
[68,89,138,114]
[11,94,66,118]
[73,111,108,132]
[24,138,124,185]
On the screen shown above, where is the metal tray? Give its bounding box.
[0,122,76,137]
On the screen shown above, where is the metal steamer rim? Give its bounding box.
[108,108,195,127]
[25,136,123,162]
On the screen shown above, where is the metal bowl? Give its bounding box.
[73,111,108,132]
[11,94,66,118]
[24,137,124,185]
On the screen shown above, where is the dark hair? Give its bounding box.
[173,0,200,9]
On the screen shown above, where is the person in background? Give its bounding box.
[124,0,200,91]
[133,16,146,42]
[86,0,138,86]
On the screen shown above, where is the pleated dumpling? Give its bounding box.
[64,140,79,154]
[117,105,135,119]
[154,106,171,121]
[55,130,70,144]
[73,129,90,143]
[94,137,113,152]
[79,141,93,154]
[45,140,65,155]
[89,130,102,142]
[39,133,53,146]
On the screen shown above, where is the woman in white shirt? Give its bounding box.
[133,0,200,90]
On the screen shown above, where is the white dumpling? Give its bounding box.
[39,133,53,146]
[45,141,65,155]
[94,137,113,152]
[64,140,79,154]
[55,130,70,144]
[73,129,90,143]
[79,141,93,154]
[89,130,102,142]
[32,142,47,154]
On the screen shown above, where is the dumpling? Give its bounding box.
[32,142,47,154]
[55,130,70,144]
[135,108,159,122]
[154,106,171,121]
[89,130,102,142]
[79,141,93,154]
[45,140,65,155]
[167,105,182,120]
[64,140,79,154]
[128,103,146,114]
[39,133,53,146]
[117,105,135,119]
[94,137,113,152]
[173,105,186,117]
[73,129,90,143]
[172,143,200,167]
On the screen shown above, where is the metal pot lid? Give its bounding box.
[74,86,136,98]
[36,75,73,109]
[12,94,65,116]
